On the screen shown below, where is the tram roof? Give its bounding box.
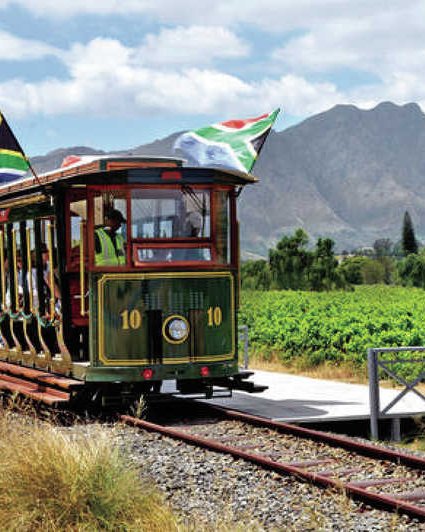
[0,155,258,205]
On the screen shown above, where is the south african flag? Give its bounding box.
[174,109,280,173]
[0,112,30,183]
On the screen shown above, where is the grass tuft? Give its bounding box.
[0,410,178,531]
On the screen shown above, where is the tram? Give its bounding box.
[0,155,264,406]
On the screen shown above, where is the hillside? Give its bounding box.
[31,102,425,256]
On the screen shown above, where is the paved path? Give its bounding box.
[207,370,425,423]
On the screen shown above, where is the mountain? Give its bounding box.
[239,101,425,256]
[30,102,425,256]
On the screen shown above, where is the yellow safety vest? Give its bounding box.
[95,228,126,266]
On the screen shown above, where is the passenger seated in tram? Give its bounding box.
[27,245,61,316]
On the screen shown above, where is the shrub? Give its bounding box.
[239,286,425,378]
[0,414,178,532]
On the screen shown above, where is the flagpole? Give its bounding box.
[1,114,43,188]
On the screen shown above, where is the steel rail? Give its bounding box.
[207,405,425,470]
[121,414,425,522]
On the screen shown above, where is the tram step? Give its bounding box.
[0,373,71,405]
[235,370,255,380]
[0,361,83,391]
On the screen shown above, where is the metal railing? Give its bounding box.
[238,325,249,369]
[368,346,425,440]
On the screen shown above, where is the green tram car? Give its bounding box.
[0,156,262,406]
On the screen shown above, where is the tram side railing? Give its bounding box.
[368,346,425,440]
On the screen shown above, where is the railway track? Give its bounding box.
[122,405,425,522]
[2,360,425,522]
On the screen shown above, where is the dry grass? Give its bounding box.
[0,407,178,532]
[325,486,411,530]
[398,418,425,453]
[0,399,263,532]
[246,351,369,384]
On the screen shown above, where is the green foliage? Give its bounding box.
[337,256,368,284]
[377,256,395,284]
[402,210,418,255]
[240,286,425,376]
[309,238,344,291]
[338,256,395,285]
[241,260,271,290]
[398,250,425,288]
[269,229,344,291]
[361,258,386,284]
[373,238,393,257]
[269,228,312,290]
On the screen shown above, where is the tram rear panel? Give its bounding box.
[90,271,237,381]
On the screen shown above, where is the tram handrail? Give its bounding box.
[0,231,5,310]
[26,227,34,313]
[79,221,85,317]
[11,228,19,312]
[47,223,56,318]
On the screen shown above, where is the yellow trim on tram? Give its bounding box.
[97,271,235,366]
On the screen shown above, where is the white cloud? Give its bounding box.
[0,31,343,120]
[1,2,425,123]
[272,7,425,75]
[135,26,249,67]
[0,30,59,60]
[267,2,425,111]
[0,52,341,117]
[64,38,132,79]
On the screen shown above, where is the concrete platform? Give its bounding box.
[206,370,425,423]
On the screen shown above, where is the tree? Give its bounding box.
[373,238,393,258]
[361,258,386,284]
[269,229,312,289]
[309,237,342,291]
[398,250,425,288]
[338,256,368,284]
[372,239,395,284]
[241,260,271,290]
[402,211,418,256]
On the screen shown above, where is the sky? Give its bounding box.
[0,0,424,157]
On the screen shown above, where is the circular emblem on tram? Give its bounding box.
[162,314,190,344]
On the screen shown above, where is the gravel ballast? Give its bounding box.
[3,406,424,530]
[108,423,421,530]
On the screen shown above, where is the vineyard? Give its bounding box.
[239,286,425,378]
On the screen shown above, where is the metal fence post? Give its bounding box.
[391,418,401,442]
[368,348,380,440]
[243,325,249,369]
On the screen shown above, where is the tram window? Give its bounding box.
[69,198,87,267]
[93,191,127,267]
[215,191,231,264]
[136,247,211,262]
[131,189,210,240]
[39,219,61,315]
